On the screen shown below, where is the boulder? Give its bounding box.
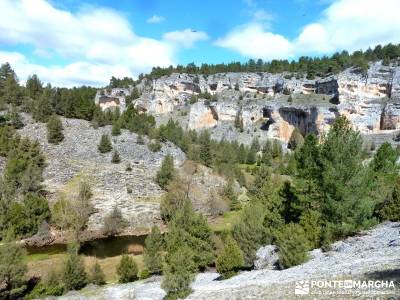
[254,245,279,270]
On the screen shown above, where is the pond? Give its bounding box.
[26,234,147,258]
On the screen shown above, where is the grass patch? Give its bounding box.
[209,210,242,233]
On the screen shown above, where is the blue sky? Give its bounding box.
[0,0,399,86]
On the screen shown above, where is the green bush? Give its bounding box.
[98,134,112,153]
[111,121,121,136]
[216,235,243,279]
[276,223,310,269]
[117,255,138,283]
[138,269,150,280]
[162,246,196,300]
[148,140,162,152]
[143,226,164,274]
[89,261,106,285]
[376,178,400,221]
[111,150,121,163]
[62,244,87,291]
[155,154,175,189]
[46,114,64,144]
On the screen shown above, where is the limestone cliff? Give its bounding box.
[106,61,400,146]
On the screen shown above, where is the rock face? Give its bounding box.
[254,245,279,270]
[18,114,186,234]
[118,61,400,146]
[58,222,400,299]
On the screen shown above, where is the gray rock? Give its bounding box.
[254,245,279,270]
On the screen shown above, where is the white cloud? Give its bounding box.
[217,0,400,60]
[0,0,204,86]
[163,29,209,49]
[215,23,293,60]
[147,14,165,24]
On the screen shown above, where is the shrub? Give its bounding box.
[148,140,162,152]
[63,244,87,291]
[102,206,127,236]
[155,154,175,189]
[89,261,106,285]
[288,128,304,150]
[276,223,309,269]
[376,177,400,221]
[137,134,145,144]
[26,271,64,299]
[125,163,132,171]
[98,134,112,153]
[162,246,196,300]
[117,255,138,283]
[143,226,164,274]
[111,150,121,163]
[138,269,150,280]
[216,235,243,279]
[111,121,121,136]
[47,114,64,144]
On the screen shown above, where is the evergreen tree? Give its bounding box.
[216,235,244,279]
[165,202,214,269]
[63,244,87,291]
[117,255,138,283]
[143,226,164,274]
[0,231,27,299]
[111,150,121,163]
[162,246,196,300]
[98,134,112,153]
[89,261,106,285]
[155,154,175,189]
[288,128,304,150]
[199,131,212,166]
[6,105,24,129]
[276,223,310,269]
[47,114,64,144]
[111,121,121,136]
[25,74,43,100]
[33,91,54,122]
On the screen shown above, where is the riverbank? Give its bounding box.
[57,222,400,299]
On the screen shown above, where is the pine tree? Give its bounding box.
[63,244,87,291]
[111,121,121,136]
[6,105,24,129]
[89,261,106,285]
[111,150,121,163]
[98,134,112,153]
[155,154,175,189]
[0,231,27,299]
[199,131,212,166]
[143,226,164,274]
[288,128,304,150]
[216,235,243,279]
[47,114,64,144]
[162,246,196,300]
[117,255,138,283]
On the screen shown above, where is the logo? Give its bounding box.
[295,280,310,295]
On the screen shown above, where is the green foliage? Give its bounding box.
[160,179,189,222]
[155,154,175,189]
[375,177,400,221]
[165,202,214,270]
[371,142,399,173]
[216,235,244,279]
[288,128,304,150]
[111,121,121,136]
[26,272,64,299]
[199,131,212,166]
[232,201,268,266]
[276,223,310,269]
[148,140,162,152]
[6,105,24,129]
[63,244,87,291]
[143,226,164,274]
[138,268,150,280]
[102,206,128,236]
[47,114,64,144]
[98,134,112,153]
[137,134,145,144]
[117,255,138,283]
[89,261,106,285]
[147,43,400,79]
[222,179,240,210]
[0,232,27,299]
[111,150,121,163]
[162,246,196,300]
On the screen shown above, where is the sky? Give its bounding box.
[0,0,399,87]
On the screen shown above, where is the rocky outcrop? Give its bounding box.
[95,88,130,111]
[254,245,279,270]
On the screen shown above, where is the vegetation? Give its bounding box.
[111,150,121,163]
[0,232,27,299]
[148,43,400,79]
[63,244,87,291]
[216,235,244,279]
[143,226,164,274]
[102,206,128,236]
[155,154,175,189]
[89,261,106,285]
[98,134,112,153]
[47,114,64,144]
[117,255,138,283]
